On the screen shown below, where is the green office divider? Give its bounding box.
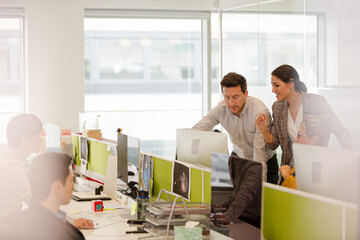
[151,157,211,203]
[152,157,173,201]
[71,134,112,176]
[346,207,357,240]
[190,168,202,202]
[262,184,356,240]
[87,140,111,176]
[203,171,211,204]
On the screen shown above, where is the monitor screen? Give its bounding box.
[293,143,360,204]
[176,129,228,168]
[79,136,89,162]
[141,154,151,192]
[211,152,232,187]
[45,122,61,153]
[117,133,140,184]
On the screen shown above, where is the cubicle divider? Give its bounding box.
[151,155,211,204]
[72,134,211,204]
[71,134,116,183]
[261,182,357,240]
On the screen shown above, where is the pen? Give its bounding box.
[103,207,122,211]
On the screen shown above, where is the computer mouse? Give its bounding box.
[128,171,135,176]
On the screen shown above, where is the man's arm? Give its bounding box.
[223,164,262,222]
[219,193,234,209]
[191,105,220,131]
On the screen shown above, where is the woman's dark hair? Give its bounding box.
[271,64,307,93]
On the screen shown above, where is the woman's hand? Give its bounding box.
[255,113,269,132]
[279,165,292,179]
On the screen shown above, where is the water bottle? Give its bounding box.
[137,190,149,220]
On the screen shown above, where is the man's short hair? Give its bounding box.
[220,72,247,94]
[6,114,43,148]
[28,153,72,201]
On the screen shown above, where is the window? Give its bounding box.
[211,11,320,110]
[0,9,25,146]
[84,11,210,158]
[220,12,318,88]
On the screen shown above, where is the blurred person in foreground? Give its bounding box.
[0,114,92,230]
[0,114,43,219]
[280,114,330,189]
[1,153,92,240]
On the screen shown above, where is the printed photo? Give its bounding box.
[172,161,190,200]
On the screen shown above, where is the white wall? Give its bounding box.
[26,0,84,130]
[0,0,359,134]
[0,0,218,131]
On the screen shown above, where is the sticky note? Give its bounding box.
[131,202,137,216]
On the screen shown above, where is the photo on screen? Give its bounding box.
[141,154,151,192]
[172,161,191,200]
[79,136,89,162]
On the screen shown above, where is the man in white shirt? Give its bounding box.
[0,114,43,219]
[192,72,278,183]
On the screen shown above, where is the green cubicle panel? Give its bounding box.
[152,157,173,201]
[71,134,111,176]
[87,140,111,176]
[203,171,211,204]
[262,183,357,240]
[152,156,211,204]
[346,207,357,240]
[190,168,202,202]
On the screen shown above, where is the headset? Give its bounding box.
[120,181,138,200]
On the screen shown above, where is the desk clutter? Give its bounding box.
[70,132,213,239]
[142,189,211,240]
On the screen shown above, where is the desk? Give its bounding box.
[210,221,260,240]
[228,221,260,240]
[61,199,150,240]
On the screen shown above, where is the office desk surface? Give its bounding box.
[228,221,260,240]
[60,200,150,240]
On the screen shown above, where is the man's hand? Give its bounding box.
[210,212,230,225]
[73,218,94,229]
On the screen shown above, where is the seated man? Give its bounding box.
[0,114,43,219]
[213,154,262,228]
[2,153,93,240]
[280,114,330,189]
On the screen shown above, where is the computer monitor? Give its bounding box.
[211,152,232,187]
[176,129,228,168]
[141,154,151,192]
[293,143,360,204]
[79,136,89,162]
[117,133,140,184]
[45,122,61,152]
